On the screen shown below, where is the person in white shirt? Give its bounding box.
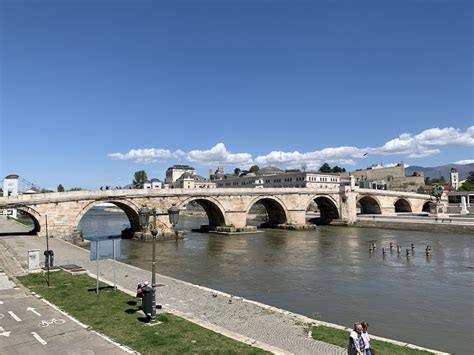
[348,323,364,355]
[361,321,372,355]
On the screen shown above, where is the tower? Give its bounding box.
[450,168,459,190]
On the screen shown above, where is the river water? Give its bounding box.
[79,207,473,354]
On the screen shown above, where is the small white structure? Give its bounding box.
[460,196,469,215]
[2,174,19,218]
[450,168,459,190]
[143,178,162,190]
[27,249,40,270]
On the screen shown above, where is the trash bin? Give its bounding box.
[49,250,54,267]
[141,285,153,316]
[28,249,40,270]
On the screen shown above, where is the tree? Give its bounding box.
[69,187,82,191]
[459,171,474,191]
[301,164,307,172]
[234,168,241,176]
[332,166,345,173]
[133,170,148,189]
[467,171,474,184]
[57,184,65,192]
[319,163,332,173]
[249,165,260,173]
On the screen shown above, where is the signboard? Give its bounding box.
[89,237,121,261]
[84,235,122,293]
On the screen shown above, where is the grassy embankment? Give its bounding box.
[19,271,268,354]
[311,325,433,355]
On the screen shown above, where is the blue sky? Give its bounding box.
[1,0,472,190]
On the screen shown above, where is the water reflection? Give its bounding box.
[79,209,473,354]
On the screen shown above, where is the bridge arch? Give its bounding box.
[357,196,382,214]
[246,196,288,226]
[306,195,340,225]
[394,198,412,213]
[74,199,140,236]
[13,205,42,234]
[178,196,227,228]
[422,201,435,213]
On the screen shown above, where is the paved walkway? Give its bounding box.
[0,235,345,355]
[0,270,131,354]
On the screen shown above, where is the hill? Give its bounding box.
[406,163,474,180]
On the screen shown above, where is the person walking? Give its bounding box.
[361,322,373,355]
[348,323,364,355]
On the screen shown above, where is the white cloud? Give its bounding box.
[454,159,474,165]
[108,126,473,169]
[185,143,253,165]
[108,148,172,164]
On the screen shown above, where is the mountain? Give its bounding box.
[406,163,474,180]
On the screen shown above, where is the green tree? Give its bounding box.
[234,168,241,176]
[57,184,65,192]
[319,163,332,173]
[133,170,148,189]
[467,171,474,184]
[332,166,345,173]
[249,165,260,173]
[459,171,474,191]
[69,187,82,191]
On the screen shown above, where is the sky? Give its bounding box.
[1,0,472,190]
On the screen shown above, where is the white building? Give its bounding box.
[450,168,459,190]
[214,167,341,190]
[165,165,196,185]
[174,172,216,189]
[143,178,162,190]
[2,174,19,217]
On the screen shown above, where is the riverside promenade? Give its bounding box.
[0,234,346,355]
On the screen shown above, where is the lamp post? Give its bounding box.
[168,204,180,239]
[150,208,158,323]
[138,205,179,324]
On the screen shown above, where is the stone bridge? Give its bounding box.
[0,186,440,239]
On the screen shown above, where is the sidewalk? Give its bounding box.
[0,235,345,355]
[0,270,131,355]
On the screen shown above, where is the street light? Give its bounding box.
[168,204,180,239]
[138,205,179,324]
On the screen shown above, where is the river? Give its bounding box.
[78,207,473,354]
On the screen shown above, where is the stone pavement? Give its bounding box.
[0,216,31,234]
[0,235,346,355]
[0,270,131,354]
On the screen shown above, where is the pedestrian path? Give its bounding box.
[0,235,345,355]
[0,269,132,354]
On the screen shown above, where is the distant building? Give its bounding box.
[165,165,196,185]
[214,167,340,189]
[450,168,459,190]
[341,162,424,192]
[143,178,162,190]
[2,174,19,218]
[173,172,216,189]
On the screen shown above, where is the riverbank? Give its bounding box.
[0,234,448,355]
[355,215,474,234]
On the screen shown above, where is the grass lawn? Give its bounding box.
[311,325,433,355]
[18,271,268,354]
